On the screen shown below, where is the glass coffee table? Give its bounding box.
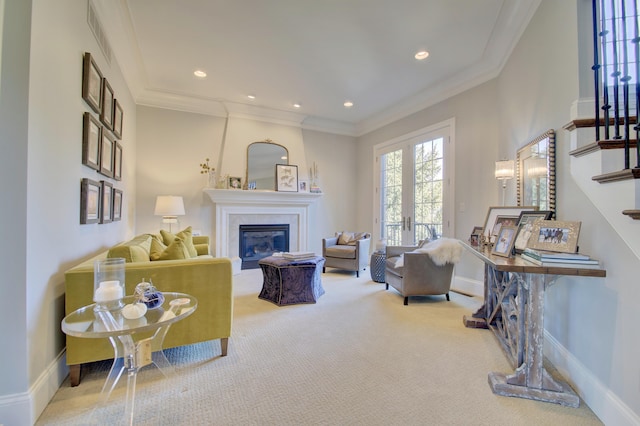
[61,292,197,425]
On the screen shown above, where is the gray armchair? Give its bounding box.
[322,232,371,277]
[384,240,460,305]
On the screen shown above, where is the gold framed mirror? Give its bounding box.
[516,129,555,216]
[245,140,288,190]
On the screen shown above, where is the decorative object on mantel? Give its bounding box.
[309,161,322,193]
[200,158,216,188]
[276,164,298,192]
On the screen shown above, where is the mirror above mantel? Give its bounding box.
[245,140,288,190]
[516,129,556,217]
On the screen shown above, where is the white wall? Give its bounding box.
[356,79,501,284]
[355,0,640,424]
[135,106,226,238]
[0,1,137,423]
[135,106,358,256]
[498,1,640,424]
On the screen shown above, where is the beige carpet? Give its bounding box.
[37,268,602,425]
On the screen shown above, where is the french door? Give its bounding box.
[374,120,454,246]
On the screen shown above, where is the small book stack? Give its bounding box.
[521,248,601,268]
[283,251,316,261]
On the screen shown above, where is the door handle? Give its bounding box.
[402,217,406,231]
[407,216,411,231]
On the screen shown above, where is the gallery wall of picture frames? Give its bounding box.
[80,52,124,225]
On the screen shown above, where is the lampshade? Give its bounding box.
[495,160,515,180]
[154,196,185,218]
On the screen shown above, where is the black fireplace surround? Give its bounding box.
[239,224,289,269]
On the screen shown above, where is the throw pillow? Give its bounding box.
[157,237,191,261]
[160,226,197,258]
[149,237,167,261]
[337,231,355,245]
[347,232,368,246]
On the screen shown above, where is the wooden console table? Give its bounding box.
[460,242,606,407]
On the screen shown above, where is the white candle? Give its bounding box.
[94,280,124,302]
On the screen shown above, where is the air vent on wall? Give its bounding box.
[87,0,112,65]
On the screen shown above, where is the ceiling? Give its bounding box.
[96,0,540,136]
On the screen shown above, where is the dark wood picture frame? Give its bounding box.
[99,131,115,178]
[113,99,123,139]
[82,52,103,114]
[275,164,298,192]
[513,210,553,253]
[113,142,123,181]
[100,78,114,130]
[82,112,101,171]
[80,178,101,224]
[100,181,113,224]
[112,188,123,221]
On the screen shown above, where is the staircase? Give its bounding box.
[565,100,640,258]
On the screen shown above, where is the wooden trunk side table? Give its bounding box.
[460,242,606,407]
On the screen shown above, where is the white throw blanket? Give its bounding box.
[393,238,463,268]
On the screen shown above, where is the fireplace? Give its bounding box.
[239,224,289,269]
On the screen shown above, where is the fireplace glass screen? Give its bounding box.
[239,224,289,269]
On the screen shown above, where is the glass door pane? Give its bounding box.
[381,149,403,246]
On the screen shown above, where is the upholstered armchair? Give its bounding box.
[384,238,462,305]
[322,232,371,277]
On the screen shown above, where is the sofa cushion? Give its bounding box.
[107,234,152,263]
[157,237,191,260]
[149,236,168,261]
[337,231,369,246]
[160,226,197,258]
[325,244,356,259]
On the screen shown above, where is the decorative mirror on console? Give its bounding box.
[246,140,289,190]
[516,129,556,217]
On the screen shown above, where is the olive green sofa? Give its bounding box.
[64,233,233,386]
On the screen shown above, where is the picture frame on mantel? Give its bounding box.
[275,164,298,192]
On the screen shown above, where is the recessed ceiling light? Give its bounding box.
[344,100,354,108]
[414,51,429,60]
[293,103,301,108]
[194,70,207,78]
[247,94,256,100]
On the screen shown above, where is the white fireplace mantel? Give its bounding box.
[203,189,322,258]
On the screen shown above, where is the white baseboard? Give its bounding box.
[451,275,483,297]
[544,331,640,426]
[0,350,68,425]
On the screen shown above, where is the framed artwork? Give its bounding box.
[100,181,113,224]
[99,131,115,178]
[491,215,518,240]
[527,220,581,254]
[100,78,114,130]
[82,112,101,171]
[491,225,518,258]
[228,176,242,189]
[113,142,123,181]
[81,52,103,114]
[469,226,483,247]
[112,188,123,221]
[275,164,298,192]
[482,206,537,240]
[113,99,124,139]
[513,210,553,253]
[298,180,309,193]
[80,178,101,224]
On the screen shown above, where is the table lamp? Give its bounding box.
[154,195,185,232]
[495,160,515,206]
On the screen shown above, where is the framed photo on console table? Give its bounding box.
[482,206,536,241]
[491,225,517,257]
[275,164,298,192]
[527,220,581,254]
[513,210,553,253]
